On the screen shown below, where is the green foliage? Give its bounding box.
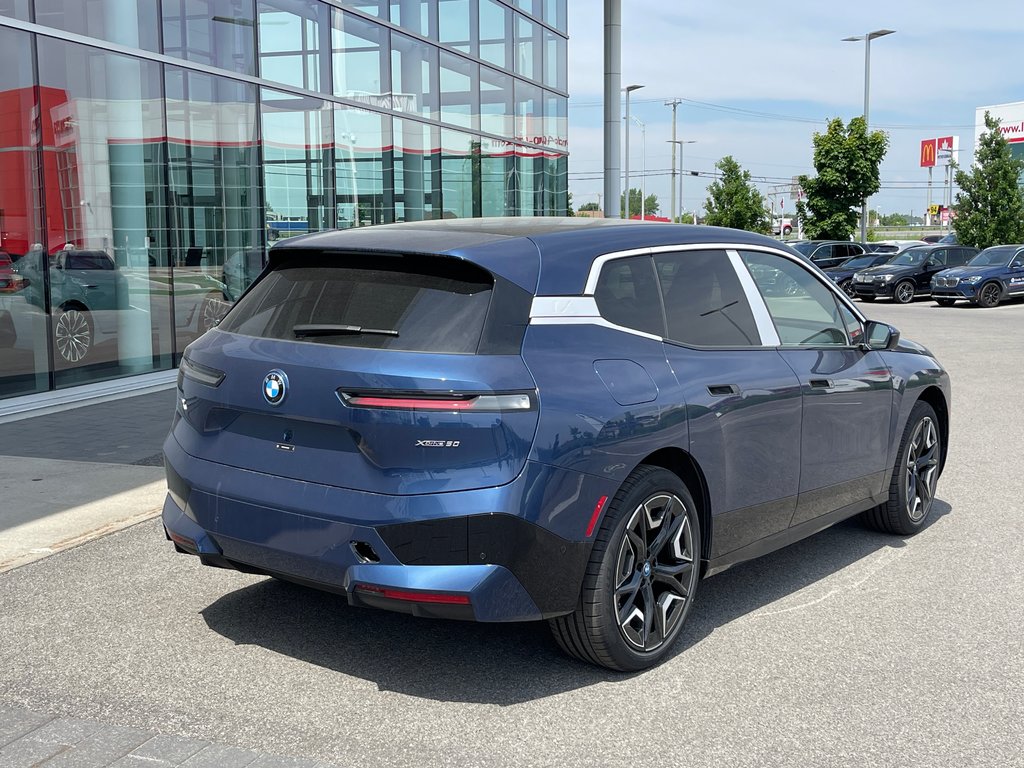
[879,212,909,227]
[702,156,770,233]
[566,190,574,216]
[675,212,698,224]
[620,188,660,218]
[578,201,601,212]
[798,117,889,241]
[952,112,1024,249]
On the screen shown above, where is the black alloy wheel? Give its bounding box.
[976,282,1002,308]
[840,279,856,299]
[550,466,701,671]
[935,298,956,307]
[893,280,916,304]
[863,401,941,535]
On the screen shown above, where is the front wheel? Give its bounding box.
[862,401,941,535]
[935,298,956,307]
[976,281,1001,308]
[892,280,915,304]
[839,279,856,299]
[549,466,701,671]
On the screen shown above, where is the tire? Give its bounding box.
[862,401,941,536]
[892,280,915,304]
[976,281,1002,308]
[935,298,956,307]
[53,305,93,364]
[549,465,701,671]
[782,225,792,236]
[839,279,856,299]
[859,295,876,302]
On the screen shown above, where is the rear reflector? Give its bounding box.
[354,584,471,605]
[585,495,608,537]
[339,391,533,412]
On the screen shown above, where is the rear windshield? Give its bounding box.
[217,253,494,354]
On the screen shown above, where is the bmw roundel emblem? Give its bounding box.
[263,370,288,405]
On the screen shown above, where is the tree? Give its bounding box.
[578,201,601,212]
[952,112,1024,248]
[702,156,770,233]
[797,117,889,241]
[620,188,660,218]
[566,190,574,216]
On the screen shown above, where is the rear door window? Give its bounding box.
[656,249,760,347]
[217,253,495,354]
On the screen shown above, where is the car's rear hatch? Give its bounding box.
[173,249,539,496]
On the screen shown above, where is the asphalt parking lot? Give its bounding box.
[1,298,1023,767]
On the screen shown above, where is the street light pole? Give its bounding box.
[623,84,643,218]
[665,98,682,221]
[630,116,646,218]
[603,0,621,218]
[667,139,696,222]
[843,29,894,243]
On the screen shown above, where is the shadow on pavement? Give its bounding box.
[201,499,952,705]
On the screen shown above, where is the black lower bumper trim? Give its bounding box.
[377,514,590,616]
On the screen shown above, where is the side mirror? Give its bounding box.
[1012,260,1024,269]
[863,320,900,351]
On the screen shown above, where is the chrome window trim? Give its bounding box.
[530,315,663,342]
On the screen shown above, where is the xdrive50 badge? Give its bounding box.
[263,370,288,405]
[416,440,461,447]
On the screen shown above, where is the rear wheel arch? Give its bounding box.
[635,447,712,574]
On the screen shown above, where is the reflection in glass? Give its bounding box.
[163,0,257,75]
[36,39,173,387]
[166,67,261,356]
[544,90,567,150]
[517,150,542,216]
[335,106,389,227]
[543,0,567,31]
[262,89,334,250]
[0,0,29,20]
[390,0,435,38]
[331,10,390,103]
[392,32,438,121]
[393,118,439,222]
[34,0,161,52]
[0,27,47,397]
[258,0,330,92]
[441,129,476,219]
[337,0,387,18]
[479,0,509,70]
[438,0,473,54]
[514,14,540,80]
[440,52,477,130]
[515,78,542,144]
[543,27,567,91]
[480,139,514,217]
[480,66,512,137]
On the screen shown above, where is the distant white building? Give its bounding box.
[974,101,1024,167]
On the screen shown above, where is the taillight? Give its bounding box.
[354,584,471,605]
[178,353,225,389]
[338,391,534,412]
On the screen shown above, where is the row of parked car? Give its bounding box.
[791,238,1024,308]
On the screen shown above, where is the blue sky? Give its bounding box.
[566,0,1024,219]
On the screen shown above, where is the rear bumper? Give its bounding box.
[162,433,607,621]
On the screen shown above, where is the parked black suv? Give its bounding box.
[851,245,978,303]
[790,241,868,270]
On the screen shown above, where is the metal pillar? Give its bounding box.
[603,0,621,218]
[666,99,681,222]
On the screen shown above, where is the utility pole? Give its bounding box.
[665,99,682,222]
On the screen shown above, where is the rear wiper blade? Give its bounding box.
[293,324,399,338]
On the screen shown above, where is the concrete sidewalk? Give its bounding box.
[0,389,175,572]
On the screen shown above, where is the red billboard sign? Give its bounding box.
[920,139,937,167]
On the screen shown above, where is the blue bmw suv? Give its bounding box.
[163,219,951,671]
[931,244,1024,307]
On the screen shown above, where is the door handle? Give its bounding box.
[707,384,740,397]
[809,379,833,389]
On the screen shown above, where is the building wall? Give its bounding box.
[0,0,568,400]
[974,101,1024,165]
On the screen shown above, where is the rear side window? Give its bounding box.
[217,253,494,354]
[594,256,664,336]
[657,249,759,347]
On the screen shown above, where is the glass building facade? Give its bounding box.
[0,0,568,400]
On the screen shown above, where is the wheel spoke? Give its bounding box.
[640,581,655,648]
[653,561,692,587]
[615,570,641,599]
